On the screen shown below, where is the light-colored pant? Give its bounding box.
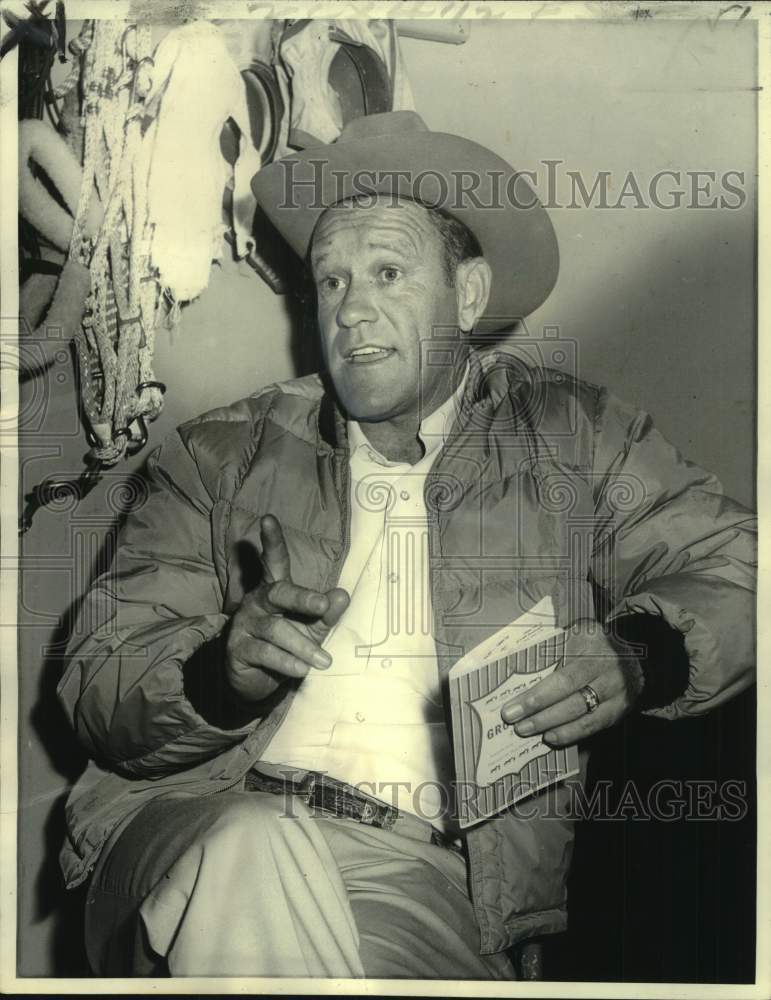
[85,790,515,980]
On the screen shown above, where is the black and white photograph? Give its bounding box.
[0,1,766,994]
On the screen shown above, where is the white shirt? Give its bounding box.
[261,371,468,829]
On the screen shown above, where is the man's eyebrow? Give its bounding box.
[368,236,420,257]
[311,234,419,268]
[310,243,335,268]
[311,210,428,265]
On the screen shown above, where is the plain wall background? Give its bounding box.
[16,17,756,976]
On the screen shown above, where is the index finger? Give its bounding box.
[260,514,291,583]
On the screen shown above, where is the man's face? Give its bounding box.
[310,197,461,426]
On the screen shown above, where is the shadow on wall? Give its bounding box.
[30,531,109,976]
[252,207,324,379]
[547,688,757,983]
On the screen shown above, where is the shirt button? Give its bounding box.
[400,490,410,501]
[355,711,366,723]
[382,658,392,670]
[388,572,399,584]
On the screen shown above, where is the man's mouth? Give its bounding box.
[345,346,395,364]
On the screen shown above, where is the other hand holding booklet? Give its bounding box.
[449,595,579,828]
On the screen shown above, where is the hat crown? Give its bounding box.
[251,109,560,326]
[336,110,428,143]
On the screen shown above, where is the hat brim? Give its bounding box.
[251,127,559,332]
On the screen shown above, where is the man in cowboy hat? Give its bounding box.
[58,112,755,978]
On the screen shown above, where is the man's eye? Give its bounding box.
[320,276,343,293]
[381,267,401,284]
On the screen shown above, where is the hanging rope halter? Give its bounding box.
[19,18,263,534]
[71,20,167,467]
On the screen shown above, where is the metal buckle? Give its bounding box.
[359,801,379,825]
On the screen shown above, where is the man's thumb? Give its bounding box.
[304,588,350,644]
[321,588,350,629]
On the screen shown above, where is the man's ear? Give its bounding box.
[455,257,492,332]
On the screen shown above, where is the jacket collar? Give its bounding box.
[315,348,528,454]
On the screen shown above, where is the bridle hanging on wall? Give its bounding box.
[235,18,411,294]
[240,59,285,165]
[16,16,418,534]
[271,18,413,157]
[327,28,394,119]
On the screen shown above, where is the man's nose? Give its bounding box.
[336,278,378,329]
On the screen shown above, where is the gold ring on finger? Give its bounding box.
[579,683,600,714]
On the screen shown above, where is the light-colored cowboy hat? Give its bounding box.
[251,111,559,330]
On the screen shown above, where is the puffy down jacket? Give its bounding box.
[58,355,756,953]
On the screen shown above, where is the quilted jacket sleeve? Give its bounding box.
[589,389,756,719]
[57,429,253,778]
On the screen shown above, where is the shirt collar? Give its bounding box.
[348,363,469,467]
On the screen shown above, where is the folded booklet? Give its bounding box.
[449,595,579,829]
